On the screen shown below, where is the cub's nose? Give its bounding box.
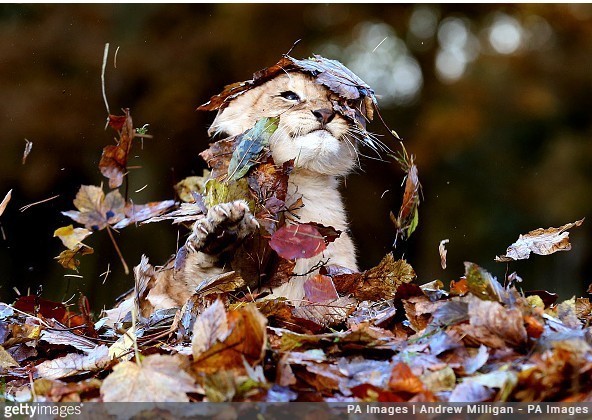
[312,108,335,125]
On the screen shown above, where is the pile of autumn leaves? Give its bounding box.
[2,257,592,402]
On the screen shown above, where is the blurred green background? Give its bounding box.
[0,4,590,310]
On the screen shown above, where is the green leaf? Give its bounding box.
[227,117,279,181]
[204,178,254,211]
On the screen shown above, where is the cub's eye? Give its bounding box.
[279,91,300,101]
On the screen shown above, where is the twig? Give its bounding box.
[19,194,60,212]
[106,226,129,275]
[101,43,110,116]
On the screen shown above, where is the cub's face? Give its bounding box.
[209,72,358,176]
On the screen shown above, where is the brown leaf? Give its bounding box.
[391,146,421,241]
[495,218,584,262]
[333,253,415,301]
[55,244,94,271]
[193,303,267,373]
[36,345,110,380]
[0,345,18,369]
[22,139,33,165]
[197,54,376,124]
[100,110,134,189]
[292,296,357,328]
[62,185,125,231]
[303,274,338,303]
[191,300,230,356]
[199,137,237,180]
[465,296,527,348]
[101,354,197,402]
[439,239,449,270]
[388,362,425,394]
[113,199,176,229]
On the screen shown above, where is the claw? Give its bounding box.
[198,224,209,235]
[218,206,230,218]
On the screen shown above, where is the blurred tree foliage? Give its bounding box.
[0,4,590,307]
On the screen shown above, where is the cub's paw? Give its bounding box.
[186,200,259,254]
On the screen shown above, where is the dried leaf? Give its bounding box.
[191,300,230,357]
[227,117,278,182]
[53,225,92,250]
[175,171,210,203]
[112,199,176,229]
[22,139,33,165]
[199,137,237,180]
[101,354,197,402]
[303,274,338,303]
[0,345,18,369]
[439,239,449,269]
[55,244,94,271]
[204,178,254,210]
[0,189,12,217]
[269,223,326,260]
[495,218,584,262]
[333,253,415,301]
[464,262,504,301]
[388,362,425,394]
[292,296,357,328]
[193,303,267,373]
[197,54,376,124]
[13,296,67,321]
[466,296,528,348]
[100,110,134,189]
[391,146,421,242]
[62,185,125,231]
[36,345,110,380]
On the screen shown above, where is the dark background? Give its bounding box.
[0,4,591,310]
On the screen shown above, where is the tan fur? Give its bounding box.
[210,72,359,302]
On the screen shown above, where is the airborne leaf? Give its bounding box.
[55,244,94,271]
[62,185,125,231]
[100,110,135,189]
[495,218,584,262]
[53,225,92,250]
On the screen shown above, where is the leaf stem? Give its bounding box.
[106,226,129,275]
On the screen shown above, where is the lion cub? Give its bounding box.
[145,62,378,310]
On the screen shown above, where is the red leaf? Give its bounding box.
[13,296,66,321]
[107,114,128,131]
[269,223,326,260]
[303,274,339,303]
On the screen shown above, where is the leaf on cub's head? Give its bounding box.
[227,117,278,182]
[197,54,377,125]
[495,218,584,262]
[269,223,326,260]
[100,110,135,189]
[62,185,125,231]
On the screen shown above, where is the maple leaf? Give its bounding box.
[495,218,584,262]
[100,354,197,402]
[62,185,124,231]
[227,117,278,182]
